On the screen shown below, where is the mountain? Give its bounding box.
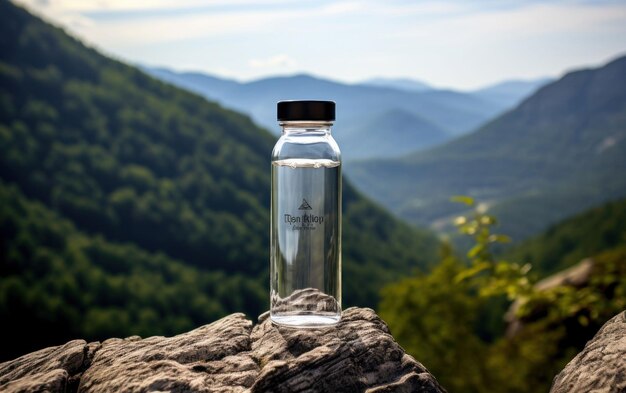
[0,1,438,359]
[145,67,240,99]
[341,109,449,160]
[144,68,507,161]
[505,198,626,276]
[349,55,626,241]
[359,77,432,92]
[472,77,553,108]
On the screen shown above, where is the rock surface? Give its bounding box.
[0,307,445,393]
[550,310,626,393]
[0,339,97,393]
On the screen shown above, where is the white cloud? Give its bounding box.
[321,2,362,15]
[13,0,312,48]
[15,0,294,12]
[249,54,297,69]
[11,0,626,88]
[392,2,626,41]
[84,11,282,47]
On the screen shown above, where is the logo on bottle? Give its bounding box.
[285,198,323,230]
[298,198,312,210]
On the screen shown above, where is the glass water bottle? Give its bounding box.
[270,100,342,327]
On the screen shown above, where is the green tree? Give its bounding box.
[380,250,490,392]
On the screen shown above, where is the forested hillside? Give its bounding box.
[0,1,438,360]
[505,198,626,275]
[0,182,265,360]
[350,54,626,240]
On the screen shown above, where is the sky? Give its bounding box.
[14,0,626,90]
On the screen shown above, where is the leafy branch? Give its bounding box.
[452,196,533,301]
[451,196,626,325]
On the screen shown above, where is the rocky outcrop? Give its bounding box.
[0,307,445,393]
[0,339,98,392]
[550,310,626,393]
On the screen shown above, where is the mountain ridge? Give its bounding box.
[342,108,449,160]
[145,67,516,160]
[471,77,553,108]
[146,67,550,161]
[349,54,626,240]
[359,77,432,92]
[145,68,506,134]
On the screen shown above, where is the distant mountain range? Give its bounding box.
[358,77,552,104]
[348,54,626,241]
[341,109,449,160]
[473,78,554,109]
[145,68,549,161]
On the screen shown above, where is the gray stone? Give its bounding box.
[79,313,256,393]
[0,369,68,393]
[250,307,444,393]
[0,339,95,393]
[550,310,626,393]
[0,308,445,393]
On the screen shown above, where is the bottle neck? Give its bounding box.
[280,121,333,135]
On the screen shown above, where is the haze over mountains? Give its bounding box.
[349,54,626,240]
[472,78,554,109]
[359,77,432,92]
[146,67,549,160]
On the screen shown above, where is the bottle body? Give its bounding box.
[270,122,342,327]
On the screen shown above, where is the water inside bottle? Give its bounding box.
[271,158,342,327]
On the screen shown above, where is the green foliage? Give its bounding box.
[485,245,626,392]
[452,196,531,301]
[518,245,626,328]
[505,198,626,275]
[380,253,490,392]
[1,0,274,275]
[380,197,626,393]
[0,182,265,360]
